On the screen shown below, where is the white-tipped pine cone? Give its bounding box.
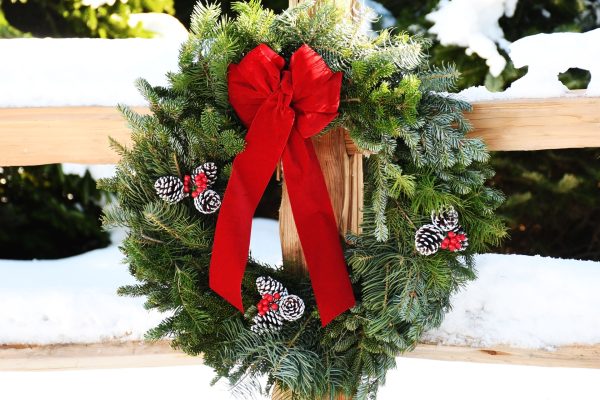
[250,311,283,334]
[415,224,445,256]
[279,295,305,321]
[154,176,185,203]
[194,189,221,214]
[194,162,218,186]
[431,206,459,231]
[256,276,288,297]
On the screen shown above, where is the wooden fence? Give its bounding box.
[1,96,599,371]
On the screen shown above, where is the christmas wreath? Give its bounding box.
[101,1,505,398]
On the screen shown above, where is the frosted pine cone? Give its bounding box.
[193,189,221,214]
[154,176,185,203]
[431,206,459,231]
[194,162,218,186]
[415,224,445,256]
[256,276,288,297]
[250,311,283,334]
[279,295,305,322]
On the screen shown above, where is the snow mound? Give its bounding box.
[427,0,517,77]
[1,219,599,348]
[0,38,183,107]
[424,253,600,349]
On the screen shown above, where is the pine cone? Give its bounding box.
[250,311,283,334]
[431,206,459,231]
[193,189,221,214]
[279,295,305,322]
[194,162,218,187]
[256,276,288,297]
[154,176,185,203]
[415,224,444,256]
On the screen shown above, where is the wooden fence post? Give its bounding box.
[276,0,362,398]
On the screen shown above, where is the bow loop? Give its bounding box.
[228,44,286,128]
[290,45,343,138]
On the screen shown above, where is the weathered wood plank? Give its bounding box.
[1,96,599,167]
[466,94,600,151]
[1,341,598,371]
[0,107,139,166]
[0,341,201,371]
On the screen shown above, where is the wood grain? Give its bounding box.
[0,341,202,371]
[1,94,599,166]
[2,341,598,371]
[0,107,139,166]
[465,94,600,151]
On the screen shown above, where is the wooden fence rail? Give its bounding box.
[1,94,600,166]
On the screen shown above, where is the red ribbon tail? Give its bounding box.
[282,129,356,326]
[209,98,294,312]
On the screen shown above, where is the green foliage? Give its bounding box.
[1,0,173,38]
[381,0,600,261]
[103,2,504,399]
[0,166,110,259]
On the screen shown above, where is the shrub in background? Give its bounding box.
[0,166,110,259]
[0,0,173,38]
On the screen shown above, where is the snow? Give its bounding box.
[1,359,600,400]
[1,218,599,349]
[128,13,189,41]
[0,38,183,107]
[81,0,118,8]
[427,0,518,77]
[1,219,600,398]
[424,253,600,348]
[62,164,116,180]
[508,28,600,97]
[456,28,600,101]
[0,230,164,344]
[0,220,280,345]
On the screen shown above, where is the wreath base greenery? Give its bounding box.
[101,1,505,398]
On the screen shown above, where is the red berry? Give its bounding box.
[458,234,465,241]
[442,238,450,245]
[262,294,269,299]
[455,243,462,250]
[270,303,279,311]
[265,294,273,302]
[448,231,456,238]
[441,242,448,249]
[273,293,281,300]
[258,310,266,316]
[260,299,269,306]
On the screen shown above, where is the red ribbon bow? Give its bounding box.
[209,44,356,326]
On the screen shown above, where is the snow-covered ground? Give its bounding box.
[1,218,599,349]
[0,358,599,400]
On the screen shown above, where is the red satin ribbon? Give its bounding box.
[209,44,356,326]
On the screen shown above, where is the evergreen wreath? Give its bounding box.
[100,1,506,399]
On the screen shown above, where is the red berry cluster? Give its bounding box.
[183,173,208,198]
[257,292,281,316]
[440,231,466,252]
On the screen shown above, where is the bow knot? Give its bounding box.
[209,44,356,326]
